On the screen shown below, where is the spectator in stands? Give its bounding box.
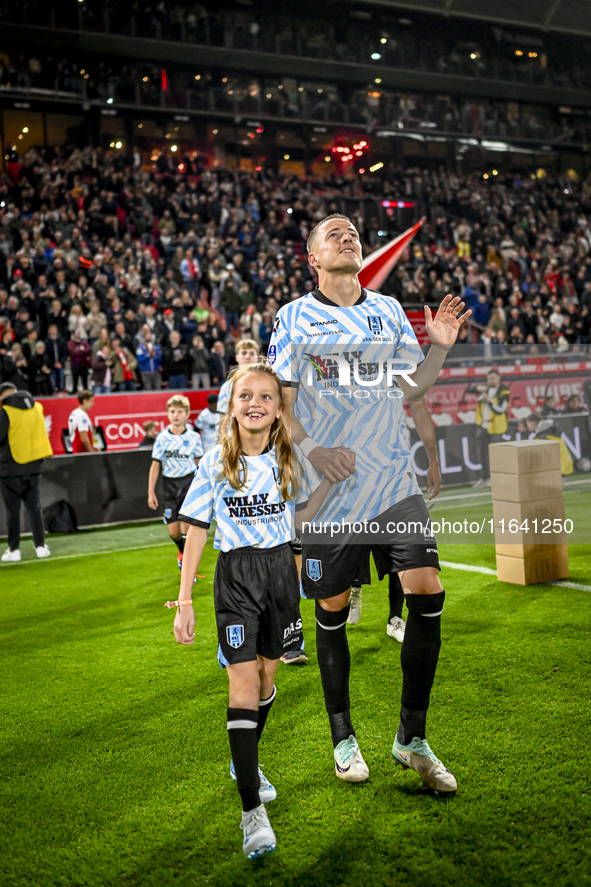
[45,324,68,394]
[67,331,92,393]
[509,395,531,421]
[540,395,559,417]
[562,394,586,413]
[208,340,228,386]
[430,402,453,426]
[162,330,189,389]
[456,400,476,424]
[2,343,29,391]
[135,330,162,390]
[91,344,113,395]
[27,342,53,396]
[109,337,137,392]
[189,335,211,389]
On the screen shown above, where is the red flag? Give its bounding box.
[358,218,425,291]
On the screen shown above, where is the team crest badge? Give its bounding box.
[306,559,323,581]
[227,625,245,649]
[267,344,277,365]
[367,315,383,335]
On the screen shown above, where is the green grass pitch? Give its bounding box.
[1,484,590,887]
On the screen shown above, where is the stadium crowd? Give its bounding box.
[5,0,591,94]
[0,50,588,146]
[0,145,590,397]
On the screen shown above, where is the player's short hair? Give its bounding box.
[207,393,219,409]
[77,389,93,405]
[235,338,260,354]
[166,394,190,413]
[143,421,157,432]
[307,213,355,255]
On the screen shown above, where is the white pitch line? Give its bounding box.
[439,560,497,575]
[0,541,172,566]
[549,580,591,592]
[440,559,591,591]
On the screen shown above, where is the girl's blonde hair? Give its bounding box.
[219,362,299,500]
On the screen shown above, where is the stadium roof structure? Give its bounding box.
[352,0,591,39]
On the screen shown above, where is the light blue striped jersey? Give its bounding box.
[179,444,303,551]
[151,426,203,478]
[268,288,425,523]
[217,380,231,414]
[194,408,220,453]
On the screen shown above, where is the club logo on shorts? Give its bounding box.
[306,558,323,581]
[267,344,277,365]
[367,315,383,335]
[227,625,245,649]
[164,508,172,520]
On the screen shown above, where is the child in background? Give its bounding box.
[216,338,260,414]
[171,363,334,859]
[194,393,220,453]
[148,395,203,571]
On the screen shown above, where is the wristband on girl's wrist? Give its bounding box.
[300,437,322,459]
[164,599,193,609]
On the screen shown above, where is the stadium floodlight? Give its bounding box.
[171,145,178,152]
[371,53,381,60]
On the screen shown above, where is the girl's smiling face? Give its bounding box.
[232,372,282,438]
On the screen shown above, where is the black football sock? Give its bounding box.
[388,572,404,621]
[315,601,355,747]
[227,707,260,812]
[396,591,445,746]
[172,534,185,554]
[257,685,276,742]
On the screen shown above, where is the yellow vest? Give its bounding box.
[3,402,53,464]
[474,386,510,434]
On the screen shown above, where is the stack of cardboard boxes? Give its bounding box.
[489,440,568,585]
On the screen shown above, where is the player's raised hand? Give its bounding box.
[425,294,472,350]
[309,446,356,483]
[148,492,158,509]
[174,604,195,645]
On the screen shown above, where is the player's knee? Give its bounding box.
[402,568,442,596]
[405,589,445,615]
[316,599,350,628]
[317,589,350,612]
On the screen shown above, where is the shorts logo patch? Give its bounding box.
[306,558,323,581]
[164,508,172,520]
[227,625,245,649]
[267,344,277,365]
[367,314,383,335]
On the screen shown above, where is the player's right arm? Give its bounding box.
[409,398,441,500]
[283,386,356,483]
[173,525,207,645]
[148,460,160,509]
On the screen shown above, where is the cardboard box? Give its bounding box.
[489,440,561,475]
[495,542,558,558]
[490,469,563,503]
[496,546,568,585]
[492,497,567,544]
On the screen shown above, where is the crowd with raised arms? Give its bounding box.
[0,147,590,394]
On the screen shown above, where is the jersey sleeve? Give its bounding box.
[178,453,215,528]
[268,308,297,385]
[217,381,231,413]
[192,432,204,459]
[151,433,166,462]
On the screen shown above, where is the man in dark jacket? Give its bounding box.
[45,324,68,393]
[162,330,189,388]
[0,382,53,561]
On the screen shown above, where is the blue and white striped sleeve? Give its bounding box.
[151,433,166,462]
[178,453,215,528]
[268,308,297,386]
